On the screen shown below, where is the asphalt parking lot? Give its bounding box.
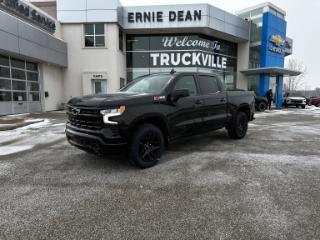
[1,108,320,240]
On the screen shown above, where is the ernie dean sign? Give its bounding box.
[128,10,202,23]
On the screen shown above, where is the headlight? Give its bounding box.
[100,106,126,124]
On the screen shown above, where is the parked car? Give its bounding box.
[66,72,255,168]
[310,96,320,107]
[255,96,268,112]
[283,92,307,108]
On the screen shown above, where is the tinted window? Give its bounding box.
[0,91,11,101]
[0,55,9,66]
[0,78,11,90]
[27,72,38,81]
[11,58,25,69]
[198,75,220,94]
[0,66,10,78]
[121,74,172,94]
[174,75,197,96]
[12,80,26,91]
[13,92,27,101]
[12,69,26,80]
[95,24,104,35]
[84,24,94,35]
[26,62,37,71]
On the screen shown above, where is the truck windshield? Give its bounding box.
[121,74,172,94]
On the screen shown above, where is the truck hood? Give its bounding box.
[68,92,155,108]
[286,97,306,101]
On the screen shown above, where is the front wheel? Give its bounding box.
[257,101,267,112]
[129,124,164,168]
[228,111,249,139]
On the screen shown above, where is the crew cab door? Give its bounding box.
[167,74,203,139]
[196,75,228,130]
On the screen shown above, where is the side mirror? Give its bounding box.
[171,89,190,102]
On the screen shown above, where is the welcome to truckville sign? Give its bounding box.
[0,0,56,33]
[150,36,228,69]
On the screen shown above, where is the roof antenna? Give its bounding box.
[170,69,176,74]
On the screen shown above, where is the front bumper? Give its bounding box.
[66,123,127,152]
[285,102,306,106]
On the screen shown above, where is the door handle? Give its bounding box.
[220,98,226,103]
[195,99,204,105]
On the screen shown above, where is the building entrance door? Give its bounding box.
[269,76,277,106]
[92,79,107,94]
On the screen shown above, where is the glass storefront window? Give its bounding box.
[12,80,26,91]
[26,62,38,71]
[28,92,40,101]
[0,91,11,101]
[0,54,39,103]
[12,69,26,80]
[0,66,10,78]
[27,82,39,92]
[248,75,259,94]
[0,78,11,90]
[13,92,27,101]
[27,72,38,82]
[11,58,25,69]
[126,34,237,88]
[0,55,9,66]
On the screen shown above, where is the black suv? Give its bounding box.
[66,72,255,168]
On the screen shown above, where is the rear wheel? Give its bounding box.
[302,105,306,109]
[257,101,267,112]
[228,111,249,139]
[129,124,164,168]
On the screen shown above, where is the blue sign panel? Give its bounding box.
[259,12,287,108]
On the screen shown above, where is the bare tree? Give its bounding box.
[284,58,307,91]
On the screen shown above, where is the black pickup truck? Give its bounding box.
[66,72,255,168]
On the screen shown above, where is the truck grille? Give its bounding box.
[67,107,103,130]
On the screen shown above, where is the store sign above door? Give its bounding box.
[150,36,227,69]
[128,10,202,23]
[0,0,56,33]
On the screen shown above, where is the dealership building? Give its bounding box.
[0,0,299,115]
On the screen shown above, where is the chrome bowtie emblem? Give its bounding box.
[71,107,80,115]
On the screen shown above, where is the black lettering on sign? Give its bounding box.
[136,12,142,22]
[128,12,134,22]
[177,11,184,21]
[169,11,176,21]
[185,10,192,21]
[194,10,201,21]
[144,12,150,22]
[157,11,163,22]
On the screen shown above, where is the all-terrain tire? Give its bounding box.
[129,124,165,169]
[228,111,249,139]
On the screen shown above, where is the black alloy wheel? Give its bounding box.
[228,111,249,139]
[257,101,267,112]
[129,124,164,168]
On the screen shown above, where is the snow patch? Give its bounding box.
[0,146,34,156]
